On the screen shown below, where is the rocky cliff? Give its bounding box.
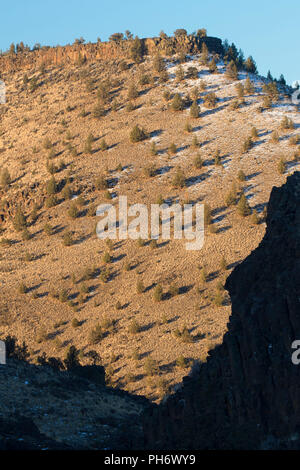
[143,171,300,449]
[0,36,223,73]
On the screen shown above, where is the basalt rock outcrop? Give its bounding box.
[143,171,300,449]
[0,36,223,73]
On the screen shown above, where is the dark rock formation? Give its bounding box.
[0,415,70,449]
[143,171,300,449]
[0,36,223,73]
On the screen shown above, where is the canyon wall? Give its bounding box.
[0,36,223,73]
[143,171,300,449]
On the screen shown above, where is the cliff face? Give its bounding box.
[0,36,223,73]
[143,171,300,449]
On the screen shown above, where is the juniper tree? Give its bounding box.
[214,149,221,165]
[100,139,108,151]
[242,137,253,153]
[263,95,272,109]
[130,125,147,142]
[184,121,192,133]
[96,175,108,190]
[270,131,279,143]
[0,168,11,188]
[280,116,294,131]
[174,28,187,37]
[209,58,217,74]
[46,176,57,195]
[153,54,165,73]
[289,135,300,146]
[63,231,74,246]
[199,80,206,91]
[22,229,31,242]
[187,66,198,79]
[176,65,184,82]
[204,204,212,225]
[136,279,145,294]
[250,210,260,225]
[277,157,286,174]
[235,83,244,98]
[93,103,105,118]
[213,290,224,307]
[131,36,144,63]
[251,126,258,139]
[13,208,27,232]
[68,202,79,219]
[150,141,158,156]
[200,42,209,65]
[163,90,171,102]
[192,135,199,149]
[220,256,228,271]
[153,284,163,301]
[97,82,109,103]
[159,69,169,83]
[203,92,217,108]
[178,52,187,64]
[244,56,257,74]
[172,168,186,188]
[84,138,93,154]
[226,60,238,80]
[237,193,251,217]
[190,100,200,118]
[171,93,184,111]
[225,189,236,207]
[191,86,199,100]
[244,76,255,94]
[127,82,138,100]
[237,169,246,181]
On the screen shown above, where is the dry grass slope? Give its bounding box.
[0,49,299,402]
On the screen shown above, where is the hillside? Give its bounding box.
[0,36,299,403]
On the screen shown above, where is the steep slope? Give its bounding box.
[143,171,300,449]
[0,42,299,401]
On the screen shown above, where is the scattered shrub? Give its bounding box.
[129,320,141,334]
[237,169,246,181]
[237,193,251,217]
[144,357,159,376]
[89,324,104,344]
[171,93,184,111]
[190,100,200,118]
[63,230,74,246]
[130,125,148,143]
[153,284,163,301]
[242,136,253,153]
[172,168,186,188]
[278,157,286,174]
[203,92,217,108]
[136,279,145,294]
[250,210,260,225]
[68,202,79,219]
[13,208,27,232]
[18,282,28,294]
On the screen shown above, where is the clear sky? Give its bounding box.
[1,0,299,84]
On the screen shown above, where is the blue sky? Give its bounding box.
[1,0,299,84]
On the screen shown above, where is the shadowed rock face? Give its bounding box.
[0,36,223,72]
[143,172,300,450]
[0,415,70,450]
